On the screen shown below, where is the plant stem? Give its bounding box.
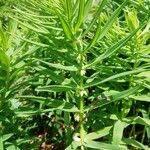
[79,95,84,144]
[76,40,86,147]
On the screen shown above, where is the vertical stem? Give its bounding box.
[76,40,86,148]
[79,95,84,145]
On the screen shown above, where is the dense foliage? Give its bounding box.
[0,0,150,150]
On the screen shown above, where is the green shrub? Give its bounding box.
[0,0,150,149]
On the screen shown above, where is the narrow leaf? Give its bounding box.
[85,126,112,140]
[113,120,127,145]
[0,50,10,70]
[84,86,142,112]
[85,25,142,68]
[0,28,8,51]
[130,95,150,102]
[82,0,107,37]
[84,0,128,51]
[123,116,150,126]
[65,0,72,20]
[85,69,146,88]
[8,33,49,47]
[112,86,140,100]
[75,0,85,31]
[122,138,149,150]
[0,123,3,150]
[85,18,101,51]
[36,59,78,71]
[37,68,64,84]
[97,0,128,41]
[84,0,93,18]
[2,134,13,142]
[65,141,80,150]
[16,96,79,113]
[36,85,73,92]
[56,10,74,40]
[84,140,127,150]
[10,17,49,34]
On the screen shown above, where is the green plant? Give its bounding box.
[0,16,42,149]
[1,0,150,149]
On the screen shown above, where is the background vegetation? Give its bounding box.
[0,0,150,150]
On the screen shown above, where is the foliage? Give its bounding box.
[0,0,150,150]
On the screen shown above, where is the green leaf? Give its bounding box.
[36,59,78,71]
[85,126,112,140]
[16,96,79,114]
[56,10,74,40]
[136,71,150,78]
[141,110,150,141]
[2,133,13,142]
[112,86,140,100]
[85,69,146,88]
[0,123,3,150]
[130,95,150,102]
[0,50,10,70]
[75,0,85,32]
[85,25,142,68]
[36,68,64,84]
[65,141,80,150]
[84,0,128,51]
[112,120,127,145]
[10,17,49,34]
[97,0,128,41]
[84,18,101,52]
[82,0,107,37]
[123,116,150,126]
[8,33,49,47]
[84,0,93,19]
[84,86,141,112]
[125,9,140,31]
[0,137,3,150]
[122,138,149,150]
[65,0,72,20]
[0,27,8,51]
[84,140,127,150]
[6,144,19,150]
[36,85,74,92]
